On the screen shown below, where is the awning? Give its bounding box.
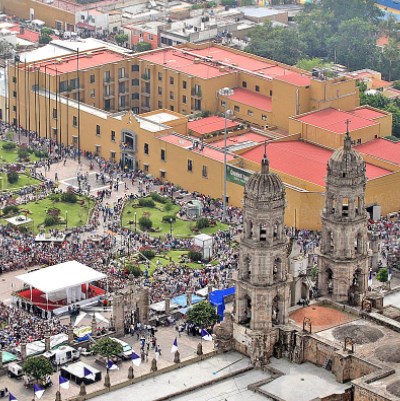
[16,261,106,294]
[76,22,95,31]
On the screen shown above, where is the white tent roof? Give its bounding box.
[16,261,106,294]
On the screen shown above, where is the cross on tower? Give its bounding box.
[345,119,351,134]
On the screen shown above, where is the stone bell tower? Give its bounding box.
[318,131,369,304]
[232,151,291,366]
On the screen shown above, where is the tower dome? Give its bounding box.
[245,153,285,200]
[327,132,366,180]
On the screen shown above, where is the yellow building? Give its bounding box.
[6,42,400,229]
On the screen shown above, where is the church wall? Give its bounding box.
[366,172,400,215]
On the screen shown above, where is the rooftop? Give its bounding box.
[294,108,378,134]
[212,131,270,148]
[139,45,310,82]
[30,50,127,75]
[226,88,272,111]
[159,134,234,162]
[356,138,400,166]
[349,106,388,120]
[188,116,240,135]
[241,141,391,187]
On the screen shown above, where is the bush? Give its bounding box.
[47,207,61,217]
[17,148,30,161]
[164,200,173,212]
[7,171,19,184]
[3,205,19,216]
[150,192,168,204]
[188,250,202,262]
[139,216,153,230]
[34,149,49,159]
[139,249,156,260]
[162,215,176,223]
[49,193,61,202]
[44,216,60,226]
[138,198,155,208]
[195,217,210,230]
[125,263,142,277]
[61,192,77,203]
[376,268,388,283]
[2,142,16,151]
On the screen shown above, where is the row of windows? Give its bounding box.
[242,81,272,96]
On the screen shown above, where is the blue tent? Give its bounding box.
[209,287,235,320]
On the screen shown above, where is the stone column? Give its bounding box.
[20,342,27,360]
[186,291,192,307]
[55,390,62,401]
[44,335,51,352]
[128,366,134,379]
[174,350,180,364]
[207,285,213,300]
[67,323,74,345]
[197,343,203,356]
[150,358,157,372]
[0,350,2,369]
[165,298,170,315]
[91,315,97,337]
[79,382,86,396]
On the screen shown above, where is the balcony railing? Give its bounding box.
[141,73,150,81]
[118,74,130,82]
[103,78,115,85]
[191,88,202,97]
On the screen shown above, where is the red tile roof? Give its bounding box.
[356,138,400,165]
[31,50,127,75]
[349,107,387,120]
[212,132,270,148]
[188,116,240,135]
[226,88,272,111]
[241,141,391,187]
[295,108,378,134]
[159,134,234,162]
[274,72,311,87]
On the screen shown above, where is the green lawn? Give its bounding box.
[0,140,41,164]
[11,196,95,233]
[121,198,228,238]
[0,173,41,191]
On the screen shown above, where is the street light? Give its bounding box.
[218,87,234,223]
[169,218,173,237]
[65,210,68,229]
[134,212,137,233]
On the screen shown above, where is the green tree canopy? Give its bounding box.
[186,301,220,328]
[91,337,123,359]
[376,268,388,283]
[115,33,128,46]
[23,356,53,382]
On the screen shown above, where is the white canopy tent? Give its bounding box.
[5,215,32,226]
[194,233,213,259]
[16,261,106,310]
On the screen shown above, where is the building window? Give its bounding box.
[111,130,116,142]
[70,78,79,89]
[170,105,174,111]
[169,91,174,100]
[131,64,139,72]
[96,125,101,136]
[202,165,207,178]
[144,164,149,172]
[144,143,149,155]
[221,100,226,107]
[90,74,95,83]
[95,145,101,155]
[262,114,267,121]
[357,138,362,144]
[234,105,240,112]
[12,76,16,83]
[118,67,125,79]
[73,116,77,127]
[158,86,162,95]
[247,110,253,116]
[160,170,166,178]
[158,72,162,81]
[187,159,193,171]
[194,99,201,110]
[12,91,16,98]
[183,81,187,89]
[158,101,162,108]
[132,93,139,100]
[161,149,166,161]
[255,85,260,92]
[170,77,174,85]
[182,95,187,104]
[90,89,95,98]
[52,108,57,119]
[110,151,116,160]
[148,34,154,40]
[270,90,273,96]
[132,79,139,86]
[12,105,16,112]
[242,81,247,88]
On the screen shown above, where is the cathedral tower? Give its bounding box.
[235,152,291,331]
[318,132,369,304]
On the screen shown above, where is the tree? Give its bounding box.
[296,58,330,71]
[7,171,19,184]
[376,268,388,283]
[136,42,152,52]
[115,33,128,46]
[327,18,378,71]
[91,337,123,359]
[186,301,220,328]
[39,28,53,45]
[381,39,400,81]
[23,356,53,382]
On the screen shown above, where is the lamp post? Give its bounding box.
[169,218,173,237]
[128,219,134,256]
[65,210,68,229]
[218,87,234,223]
[134,212,137,233]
